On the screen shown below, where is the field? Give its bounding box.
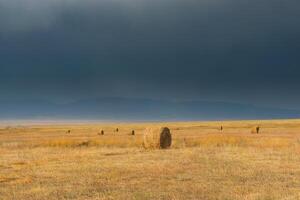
[1,119,300,200]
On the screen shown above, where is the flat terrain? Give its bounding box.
[1,119,300,199]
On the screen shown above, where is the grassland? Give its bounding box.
[1,119,300,199]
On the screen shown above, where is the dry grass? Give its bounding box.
[1,119,300,199]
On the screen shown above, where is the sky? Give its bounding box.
[0,0,300,109]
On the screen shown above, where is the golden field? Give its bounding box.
[1,119,300,200]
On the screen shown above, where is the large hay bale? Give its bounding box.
[98,130,104,135]
[143,127,172,149]
[251,126,260,134]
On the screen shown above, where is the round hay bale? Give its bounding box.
[143,127,172,149]
[98,130,104,135]
[251,126,260,134]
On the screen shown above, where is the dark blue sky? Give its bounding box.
[1,0,300,109]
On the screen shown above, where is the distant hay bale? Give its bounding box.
[143,127,172,149]
[98,130,104,135]
[66,130,71,134]
[131,130,135,135]
[251,126,260,134]
[115,128,119,132]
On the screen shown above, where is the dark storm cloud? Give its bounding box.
[0,0,300,108]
